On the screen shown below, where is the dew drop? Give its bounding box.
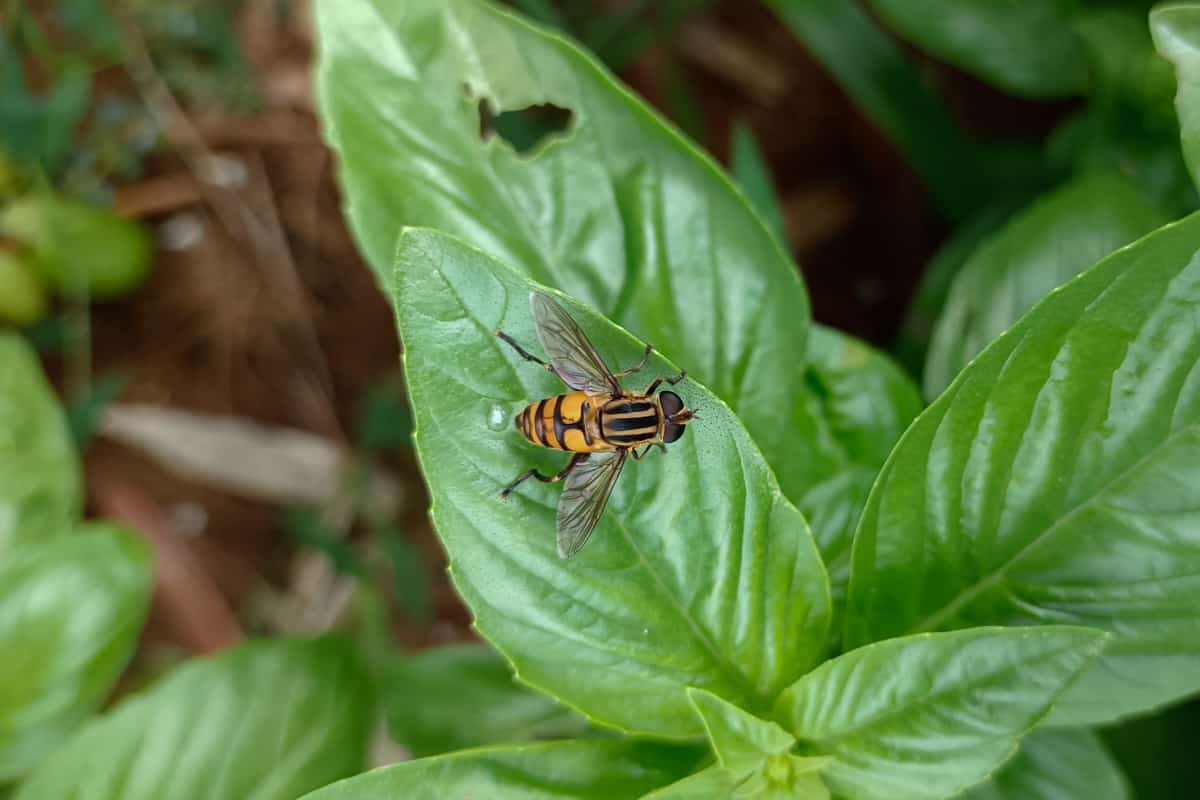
[487,404,509,432]
[642,627,650,637]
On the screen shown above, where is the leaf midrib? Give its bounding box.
[911,421,1200,634]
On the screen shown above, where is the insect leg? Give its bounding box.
[642,370,687,395]
[500,453,587,498]
[612,343,654,377]
[495,330,551,367]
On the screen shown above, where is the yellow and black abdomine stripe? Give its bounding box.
[515,392,603,452]
[599,399,660,447]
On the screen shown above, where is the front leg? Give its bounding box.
[500,452,587,497]
[643,370,687,395]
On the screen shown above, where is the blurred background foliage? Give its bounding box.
[1,0,1198,797]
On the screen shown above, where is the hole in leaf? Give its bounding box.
[477,99,574,155]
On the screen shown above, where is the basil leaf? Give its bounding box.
[960,729,1129,800]
[393,228,830,737]
[846,210,1200,725]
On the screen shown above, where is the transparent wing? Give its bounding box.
[530,292,617,395]
[556,451,626,558]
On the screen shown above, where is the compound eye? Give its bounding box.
[660,391,683,418]
[663,421,687,443]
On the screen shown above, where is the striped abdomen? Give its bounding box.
[515,392,612,453]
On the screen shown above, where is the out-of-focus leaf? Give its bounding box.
[1152,4,1200,195]
[960,729,1129,800]
[0,250,48,326]
[0,524,151,781]
[1,193,152,298]
[801,324,922,606]
[300,740,702,800]
[0,334,80,555]
[1104,699,1200,800]
[16,637,373,800]
[845,210,1200,726]
[867,0,1087,98]
[392,228,830,737]
[356,380,412,451]
[774,627,1107,800]
[893,206,1013,378]
[762,0,1012,220]
[924,172,1169,398]
[373,523,429,620]
[381,642,588,758]
[730,121,787,247]
[315,0,828,514]
[283,506,366,578]
[66,372,129,448]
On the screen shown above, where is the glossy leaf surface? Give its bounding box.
[315,0,824,510]
[960,729,1129,800]
[394,228,830,737]
[686,688,794,776]
[16,637,372,800]
[924,173,1169,398]
[381,642,587,757]
[775,627,1106,800]
[0,524,151,781]
[301,740,700,800]
[0,334,80,555]
[846,211,1200,725]
[867,0,1087,98]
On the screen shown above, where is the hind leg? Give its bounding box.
[500,453,587,498]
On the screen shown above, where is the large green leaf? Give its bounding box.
[775,627,1106,800]
[845,210,1200,725]
[394,228,830,737]
[381,642,588,757]
[1153,4,1200,195]
[315,0,826,511]
[924,173,1169,398]
[866,0,1087,99]
[15,637,373,800]
[960,729,1129,800]
[0,334,80,555]
[0,524,151,781]
[300,740,701,800]
[729,121,786,246]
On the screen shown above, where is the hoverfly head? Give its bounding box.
[658,391,696,443]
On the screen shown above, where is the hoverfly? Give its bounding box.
[496,292,697,558]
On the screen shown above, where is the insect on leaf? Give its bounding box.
[393,227,830,738]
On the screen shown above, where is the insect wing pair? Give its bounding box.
[498,293,695,558]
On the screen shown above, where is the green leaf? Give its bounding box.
[393,228,830,737]
[315,0,826,512]
[0,333,80,556]
[924,173,1169,399]
[730,122,787,246]
[801,324,922,607]
[299,740,702,800]
[893,206,1014,378]
[15,637,373,800]
[0,524,151,781]
[639,766,745,800]
[686,688,794,776]
[845,210,1200,725]
[381,642,588,758]
[959,729,1129,800]
[0,250,48,326]
[1152,4,1200,195]
[866,0,1087,99]
[775,627,1106,800]
[1103,699,1200,800]
[66,372,129,448]
[762,0,1034,220]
